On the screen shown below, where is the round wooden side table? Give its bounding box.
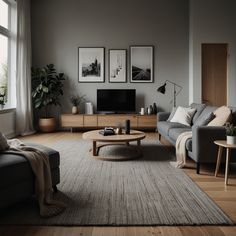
[214,140,236,185]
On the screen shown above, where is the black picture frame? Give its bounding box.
[130,45,154,83]
[78,47,105,83]
[108,49,127,83]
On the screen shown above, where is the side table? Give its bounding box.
[214,140,236,185]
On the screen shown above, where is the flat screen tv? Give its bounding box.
[97,89,136,113]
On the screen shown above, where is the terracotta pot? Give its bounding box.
[72,106,78,114]
[39,117,56,133]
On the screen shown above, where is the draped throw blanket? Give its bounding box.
[172,131,192,168]
[4,139,66,217]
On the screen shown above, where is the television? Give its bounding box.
[97,89,136,113]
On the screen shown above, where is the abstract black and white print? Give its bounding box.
[109,49,127,83]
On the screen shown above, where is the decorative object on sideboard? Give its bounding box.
[157,80,182,107]
[130,45,154,83]
[226,122,236,145]
[78,47,105,83]
[32,64,66,132]
[153,103,158,114]
[109,49,127,83]
[85,102,94,114]
[140,107,145,115]
[70,95,85,115]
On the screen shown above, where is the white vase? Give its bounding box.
[72,106,78,114]
[227,136,236,145]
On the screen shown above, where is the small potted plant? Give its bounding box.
[32,64,66,132]
[69,95,85,114]
[226,122,236,145]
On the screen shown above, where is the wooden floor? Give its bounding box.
[1,132,236,236]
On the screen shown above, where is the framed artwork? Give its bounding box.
[109,49,127,83]
[130,45,154,83]
[78,47,105,82]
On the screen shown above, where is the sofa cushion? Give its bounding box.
[0,133,9,151]
[193,112,215,126]
[191,103,206,124]
[229,106,236,125]
[157,121,189,136]
[168,128,191,141]
[170,106,196,126]
[167,107,177,121]
[0,144,60,189]
[208,106,231,126]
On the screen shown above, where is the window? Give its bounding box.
[0,0,16,109]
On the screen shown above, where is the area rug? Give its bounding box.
[0,140,233,226]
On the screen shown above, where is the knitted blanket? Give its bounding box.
[171,131,192,168]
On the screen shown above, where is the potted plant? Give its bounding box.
[226,122,236,145]
[69,95,85,114]
[0,87,7,110]
[32,64,66,132]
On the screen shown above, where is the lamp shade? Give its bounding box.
[157,83,166,94]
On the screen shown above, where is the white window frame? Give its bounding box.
[0,0,17,109]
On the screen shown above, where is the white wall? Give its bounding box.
[31,0,189,113]
[189,0,236,106]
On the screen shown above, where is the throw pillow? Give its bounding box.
[193,112,215,126]
[190,103,206,124]
[167,107,177,121]
[0,132,9,151]
[170,106,196,126]
[207,106,231,126]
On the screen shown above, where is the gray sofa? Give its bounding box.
[157,103,236,174]
[0,143,60,209]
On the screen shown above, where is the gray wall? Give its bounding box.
[31,0,189,114]
[189,0,236,106]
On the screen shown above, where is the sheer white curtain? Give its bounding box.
[16,0,35,136]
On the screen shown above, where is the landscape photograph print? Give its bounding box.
[130,46,154,83]
[78,47,105,82]
[109,49,127,83]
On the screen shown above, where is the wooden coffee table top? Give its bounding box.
[83,130,146,142]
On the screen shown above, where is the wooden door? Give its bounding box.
[202,44,228,106]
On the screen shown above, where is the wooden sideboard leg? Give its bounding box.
[158,133,161,141]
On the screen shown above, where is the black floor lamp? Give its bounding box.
[157,80,182,107]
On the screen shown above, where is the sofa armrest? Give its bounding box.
[157,112,170,122]
[192,126,226,163]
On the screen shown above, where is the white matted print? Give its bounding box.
[78,47,105,82]
[109,49,127,83]
[130,46,154,83]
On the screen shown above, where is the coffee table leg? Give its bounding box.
[93,141,97,156]
[126,142,130,146]
[137,140,141,146]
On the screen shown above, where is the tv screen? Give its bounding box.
[97,89,136,113]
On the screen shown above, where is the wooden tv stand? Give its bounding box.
[61,114,157,131]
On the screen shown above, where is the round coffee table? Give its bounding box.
[82,130,146,161]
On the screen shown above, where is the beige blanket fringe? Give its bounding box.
[6,139,66,217]
[171,131,192,168]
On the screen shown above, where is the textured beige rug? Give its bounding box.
[0,140,233,225]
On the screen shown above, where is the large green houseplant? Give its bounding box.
[32,64,66,132]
